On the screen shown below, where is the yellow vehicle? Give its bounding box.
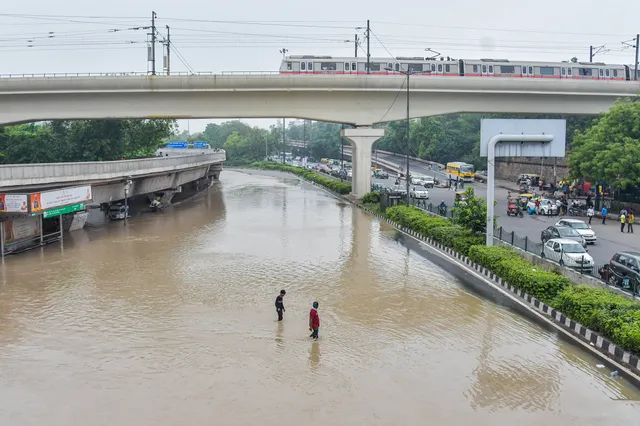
[320,158,329,164]
[445,162,475,182]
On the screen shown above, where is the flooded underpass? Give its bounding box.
[1,169,639,425]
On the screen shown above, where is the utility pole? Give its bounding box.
[341,123,345,172]
[282,118,286,164]
[366,20,371,75]
[354,34,358,57]
[589,45,593,62]
[635,34,639,81]
[150,11,157,75]
[405,71,411,206]
[165,25,171,75]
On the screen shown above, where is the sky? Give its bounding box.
[1,1,639,133]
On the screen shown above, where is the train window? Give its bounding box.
[613,69,618,77]
[482,65,487,73]
[432,64,436,71]
[369,63,381,71]
[308,62,313,71]
[286,62,292,71]
[320,62,337,71]
[345,63,350,72]
[473,65,478,73]
[605,69,610,77]
[567,67,572,76]
[561,67,566,76]
[578,68,592,76]
[501,65,515,74]
[528,66,533,74]
[387,63,393,70]
[445,64,450,73]
[488,65,494,73]
[351,62,356,71]
[408,63,423,72]
[540,67,555,75]
[301,62,306,71]
[395,63,400,71]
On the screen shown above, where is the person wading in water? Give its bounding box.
[275,290,286,321]
[309,301,320,340]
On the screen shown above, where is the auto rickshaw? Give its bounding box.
[454,191,467,206]
[519,193,534,204]
[506,197,523,218]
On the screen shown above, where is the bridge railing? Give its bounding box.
[0,152,226,185]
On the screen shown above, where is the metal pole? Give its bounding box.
[366,20,370,75]
[635,34,639,81]
[355,34,358,57]
[59,215,63,247]
[124,186,129,227]
[151,11,157,75]
[39,215,43,245]
[282,118,286,164]
[165,25,171,75]
[341,123,345,170]
[265,135,268,160]
[486,134,554,246]
[405,71,410,206]
[589,45,593,62]
[0,221,4,261]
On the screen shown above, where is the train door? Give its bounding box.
[481,64,494,76]
[603,68,612,80]
[521,64,528,78]
[561,66,567,79]
[435,62,444,75]
[344,62,350,74]
[299,61,308,74]
[351,61,357,74]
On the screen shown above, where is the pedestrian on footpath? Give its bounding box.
[620,212,626,233]
[309,301,320,340]
[587,206,595,224]
[601,206,608,224]
[629,212,635,233]
[275,290,286,321]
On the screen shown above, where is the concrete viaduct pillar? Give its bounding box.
[341,127,385,198]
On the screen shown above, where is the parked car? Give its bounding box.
[391,185,407,195]
[537,199,558,216]
[410,185,429,199]
[421,176,435,188]
[541,238,594,273]
[541,226,586,246]
[555,218,597,244]
[607,251,640,290]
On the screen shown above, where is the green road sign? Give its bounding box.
[43,203,85,219]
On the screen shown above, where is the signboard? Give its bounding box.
[3,216,39,244]
[167,141,189,148]
[0,194,29,213]
[30,186,92,213]
[193,141,208,149]
[43,202,85,219]
[480,119,566,158]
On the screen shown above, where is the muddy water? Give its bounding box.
[0,169,639,426]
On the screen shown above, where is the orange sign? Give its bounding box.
[30,193,43,212]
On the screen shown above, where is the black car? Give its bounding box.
[540,226,586,246]
[606,251,640,291]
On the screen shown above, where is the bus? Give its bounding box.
[445,162,475,182]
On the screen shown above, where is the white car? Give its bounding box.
[537,199,558,216]
[421,176,435,188]
[410,185,429,199]
[541,238,594,273]
[555,218,597,244]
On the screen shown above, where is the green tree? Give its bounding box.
[452,187,495,234]
[568,101,640,189]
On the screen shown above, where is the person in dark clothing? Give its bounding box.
[275,290,286,321]
[309,301,320,340]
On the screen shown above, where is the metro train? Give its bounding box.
[279,55,636,81]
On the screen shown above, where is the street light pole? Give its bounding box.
[405,71,410,206]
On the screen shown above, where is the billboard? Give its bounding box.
[480,119,566,158]
[3,216,40,244]
[0,194,29,213]
[30,186,93,213]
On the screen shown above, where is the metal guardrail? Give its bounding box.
[0,71,283,78]
[0,152,226,185]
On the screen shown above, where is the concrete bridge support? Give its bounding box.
[341,127,385,198]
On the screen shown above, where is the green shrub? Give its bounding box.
[468,245,570,304]
[385,206,449,236]
[428,225,469,247]
[453,235,484,256]
[361,191,381,204]
[249,162,351,194]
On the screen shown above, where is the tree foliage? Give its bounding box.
[568,101,640,189]
[452,187,495,235]
[0,119,176,164]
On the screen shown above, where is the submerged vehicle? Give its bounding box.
[108,204,129,220]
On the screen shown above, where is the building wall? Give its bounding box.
[495,157,569,184]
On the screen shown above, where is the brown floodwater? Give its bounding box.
[1,169,639,426]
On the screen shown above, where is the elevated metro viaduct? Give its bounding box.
[1,74,638,197]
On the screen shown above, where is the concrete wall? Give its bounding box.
[0,153,225,190]
[496,157,569,183]
[1,75,638,127]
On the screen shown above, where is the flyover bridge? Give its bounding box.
[2,73,637,197]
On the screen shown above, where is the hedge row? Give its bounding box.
[384,205,482,256]
[251,162,351,194]
[383,205,640,354]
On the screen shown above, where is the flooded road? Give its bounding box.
[1,169,639,426]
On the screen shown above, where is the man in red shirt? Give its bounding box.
[309,301,320,340]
